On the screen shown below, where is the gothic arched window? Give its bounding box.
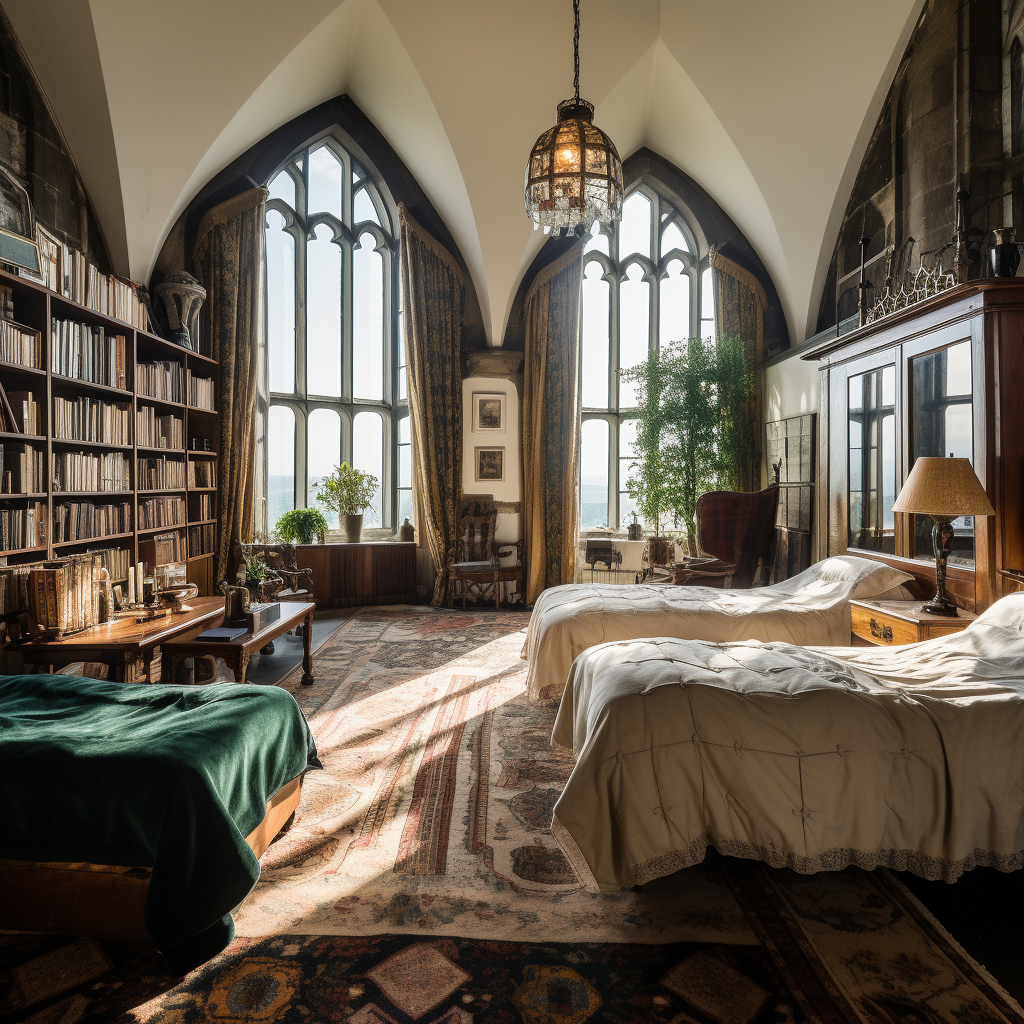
[264,134,409,534]
[579,183,713,530]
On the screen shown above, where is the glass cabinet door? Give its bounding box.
[909,339,974,564]
[847,365,896,552]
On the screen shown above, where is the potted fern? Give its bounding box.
[317,463,379,543]
[274,507,329,545]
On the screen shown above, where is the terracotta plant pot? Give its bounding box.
[344,513,363,543]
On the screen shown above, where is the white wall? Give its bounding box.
[461,376,520,545]
[764,350,820,424]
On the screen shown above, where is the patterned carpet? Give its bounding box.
[2,605,1023,1023]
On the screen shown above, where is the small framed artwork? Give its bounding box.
[475,446,505,483]
[473,392,505,433]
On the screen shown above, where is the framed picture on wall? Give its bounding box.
[472,392,505,433]
[474,446,505,482]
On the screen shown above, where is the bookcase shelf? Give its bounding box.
[0,265,220,593]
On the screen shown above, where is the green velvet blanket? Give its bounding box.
[0,674,320,975]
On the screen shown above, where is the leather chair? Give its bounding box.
[447,500,524,610]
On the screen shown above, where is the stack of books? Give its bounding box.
[187,372,215,410]
[136,360,185,403]
[0,442,45,493]
[53,396,131,445]
[0,502,46,550]
[138,495,185,529]
[0,319,42,368]
[0,562,36,613]
[50,320,128,389]
[36,227,149,330]
[187,459,216,487]
[137,456,185,490]
[27,553,101,637]
[53,500,132,543]
[52,451,131,492]
[136,406,183,449]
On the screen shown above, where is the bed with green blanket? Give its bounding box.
[0,673,320,975]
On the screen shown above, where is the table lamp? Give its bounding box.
[891,456,994,617]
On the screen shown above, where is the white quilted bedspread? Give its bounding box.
[550,593,1024,890]
[523,555,911,701]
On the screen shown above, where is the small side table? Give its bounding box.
[850,598,976,647]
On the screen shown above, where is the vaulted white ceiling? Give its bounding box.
[2,0,922,344]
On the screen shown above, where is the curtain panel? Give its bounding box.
[710,245,766,492]
[192,186,268,584]
[521,240,584,605]
[398,204,465,606]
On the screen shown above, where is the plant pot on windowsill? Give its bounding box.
[343,513,363,543]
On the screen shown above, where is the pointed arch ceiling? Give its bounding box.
[2,0,920,344]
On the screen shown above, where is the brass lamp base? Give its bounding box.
[921,515,959,618]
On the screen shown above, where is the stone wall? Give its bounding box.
[0,8,109,272]
[816,0,1002,334]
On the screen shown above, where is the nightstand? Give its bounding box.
[849,599,977,647]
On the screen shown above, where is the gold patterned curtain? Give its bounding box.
[192,186,268,584]
[399,204,465,606]
[710,245,766,491]
[522,240,584,605]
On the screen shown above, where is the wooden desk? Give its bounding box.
[162,601,315,686]
[9,596,225,682]
[850,599,976,646]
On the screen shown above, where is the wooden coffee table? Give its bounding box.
[162,601,316,686]
[9,596,226,682]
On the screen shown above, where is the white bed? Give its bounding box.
[549,592,1024,893]
[523,555,914,701]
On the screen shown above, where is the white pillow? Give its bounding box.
[782,555,915,598]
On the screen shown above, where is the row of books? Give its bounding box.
[188,522,216,558]
[51,320,128,390]
[137,407,183,449]
[53,501,132,543]
[52,451,131,493]
[26,552,101,637]
[0,562,36,613]
[94,546,130,583]
[187,374,215,410]
[53,396,131,445]
[193,493,214,520]
[35,227,149,330]
[0,388,39,435]
[188,459,216,487]
[138,495,185,530]
[0,284,15,321]
[0,502,46,551]
[0,319,42,369]
[137,360,185,403]
[0,443,45,494]
[138,456,186,491]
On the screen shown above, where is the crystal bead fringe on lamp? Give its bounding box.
[891,456,995,617]
[525,0,623,233]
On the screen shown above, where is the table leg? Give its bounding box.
[233,651,250,684]
[301,608,315,686]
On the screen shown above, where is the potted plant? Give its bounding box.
[317,462,379,543]
[274,507,329,545]
[622,334,756,556]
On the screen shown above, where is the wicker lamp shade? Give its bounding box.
[525,98,623,232]
[891,457,995,518]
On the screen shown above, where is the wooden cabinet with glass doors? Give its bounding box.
[805,281,1024,613]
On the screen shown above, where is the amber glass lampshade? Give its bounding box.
[525,99,623,232]
[891,457,994,616]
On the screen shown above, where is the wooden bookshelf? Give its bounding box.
[0,266,220,596]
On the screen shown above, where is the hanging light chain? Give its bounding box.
[573,0,581,105]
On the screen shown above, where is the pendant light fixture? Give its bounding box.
[524,0,623,233]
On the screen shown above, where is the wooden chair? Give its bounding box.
[447,500,524,610]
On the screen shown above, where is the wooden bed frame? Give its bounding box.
[0,775,302,941]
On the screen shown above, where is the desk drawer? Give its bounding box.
[850,606,919,646]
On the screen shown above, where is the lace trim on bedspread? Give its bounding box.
[620,835,1024,890]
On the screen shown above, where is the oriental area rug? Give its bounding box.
[2,605,1023,1024]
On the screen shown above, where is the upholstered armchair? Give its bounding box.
[447,500,524,610]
